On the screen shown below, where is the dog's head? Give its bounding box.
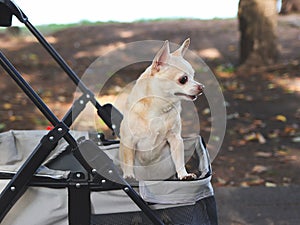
[149,38,204,101]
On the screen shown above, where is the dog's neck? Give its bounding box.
[161,101,181,114]
[162,104,174,113]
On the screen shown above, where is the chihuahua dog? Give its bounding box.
[119,39,204,180]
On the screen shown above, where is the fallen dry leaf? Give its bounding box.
[283,125,297,136]
[275,115,287,122]
[268,129,280,139]
[215,177,227,186]
[240,181,250,187]
[244,132,267,144]
[255,151,272,158]
[252,165,268,174]
[256,133,266,144]
[9,115,17,122]
[233,93,254,101]
[227,112,239,120]
[238,120,266,134]
[285,155,298,161]
[244,132,257,141]
[243,175,265,186]
[253,120,265,126]
[3,103,12,110]
[265,182,277,187]
[275,150,289,156]
[238,125,256,134]
[237,139,247,146]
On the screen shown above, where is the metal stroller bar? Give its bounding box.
[0,51,80,222]
[24,19,121,134]
[24,20,94,98]
[0,123,71,222]
[0,51,59,127]
[0,50,78,148]
[24,19,122,133]
[27,10,120,133]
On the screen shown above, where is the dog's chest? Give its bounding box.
[134,106,181,163]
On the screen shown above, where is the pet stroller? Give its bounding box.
[0,1,218,224]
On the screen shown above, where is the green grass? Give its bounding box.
[0,20,119,35]
[133,17,195,23]
[1,17,237,36]
[134,17,236,23]
[24,20,119,35]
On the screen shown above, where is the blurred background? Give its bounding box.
[0,0,299,196]
[1,0,300,223]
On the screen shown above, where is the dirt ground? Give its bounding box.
[0,15,299,187]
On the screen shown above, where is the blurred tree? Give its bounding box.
[280,0,300,14]
[238,0,279,68]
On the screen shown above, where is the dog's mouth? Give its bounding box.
[175,92,202,101]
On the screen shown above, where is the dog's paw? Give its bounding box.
[179,173,197,181]
[123,173,134,179]
[123,174,138,185]
[122,169,135,180]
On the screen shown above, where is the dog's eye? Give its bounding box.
[178,76,188,84]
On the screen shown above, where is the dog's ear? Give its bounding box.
[173,38,190,56]
[151,40,170,74]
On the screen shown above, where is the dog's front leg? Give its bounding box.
[168,134,196,180]
[119,142,135,179]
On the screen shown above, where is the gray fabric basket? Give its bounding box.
[0,130,215,225]
[139,135,213,204]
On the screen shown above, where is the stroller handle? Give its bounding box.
[0,0,27,25]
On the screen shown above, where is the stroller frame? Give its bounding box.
[0,1,165,224]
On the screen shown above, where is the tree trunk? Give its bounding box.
[280,0,300,14]
[238,0,279,68]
